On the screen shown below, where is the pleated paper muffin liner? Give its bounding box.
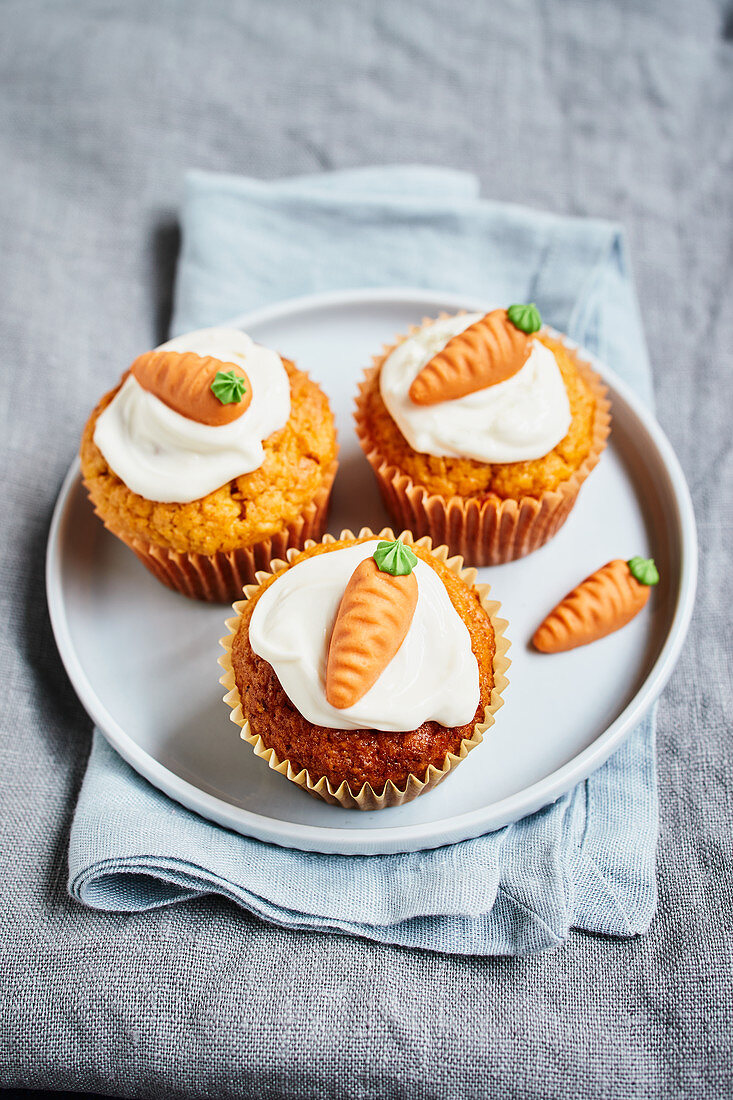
[83,458,338,604]
[354,318,611,566]
[218,527,511,811]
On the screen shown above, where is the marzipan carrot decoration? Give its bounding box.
[131,349,252,426]
[532,557,659,653]
[326,540,419,709]
[408,303,542,406]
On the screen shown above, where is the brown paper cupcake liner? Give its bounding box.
[354,318,611,566]
[218,527,511,811]
[84,458,338,603]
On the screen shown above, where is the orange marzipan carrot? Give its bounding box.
[326,556,418,709]
[131,349,252,426]
[408,309,531,406]
[532,559,651,653]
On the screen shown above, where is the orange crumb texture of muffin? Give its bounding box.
[230,538,496,792]
[79,359,338,556]
[363,334,597,499]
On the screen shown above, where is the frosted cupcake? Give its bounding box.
[80,327,338,600]
[219,529,510,810]
[355,305,610,565]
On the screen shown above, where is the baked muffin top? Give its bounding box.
[80,337,337,556]
[361,314,598,500]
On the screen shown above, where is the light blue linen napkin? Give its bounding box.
[68,167,658,956]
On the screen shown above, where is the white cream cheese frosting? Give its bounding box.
[379,313,572,463]
[93,327,291,503]
[248,541,480,733]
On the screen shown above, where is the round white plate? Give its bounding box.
[47,288,697,855]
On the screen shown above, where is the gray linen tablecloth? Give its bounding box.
[1,2,731,1097]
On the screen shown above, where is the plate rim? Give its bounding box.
[46,286,698,854]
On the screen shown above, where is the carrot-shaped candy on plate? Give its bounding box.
[131,349,252,426]
[532,557,660,654]
[408,302,542,406]
[326,539,419,709]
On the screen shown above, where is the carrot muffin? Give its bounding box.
[80,327,338,601]
[219,530,510,809]
[355,304,610,565]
